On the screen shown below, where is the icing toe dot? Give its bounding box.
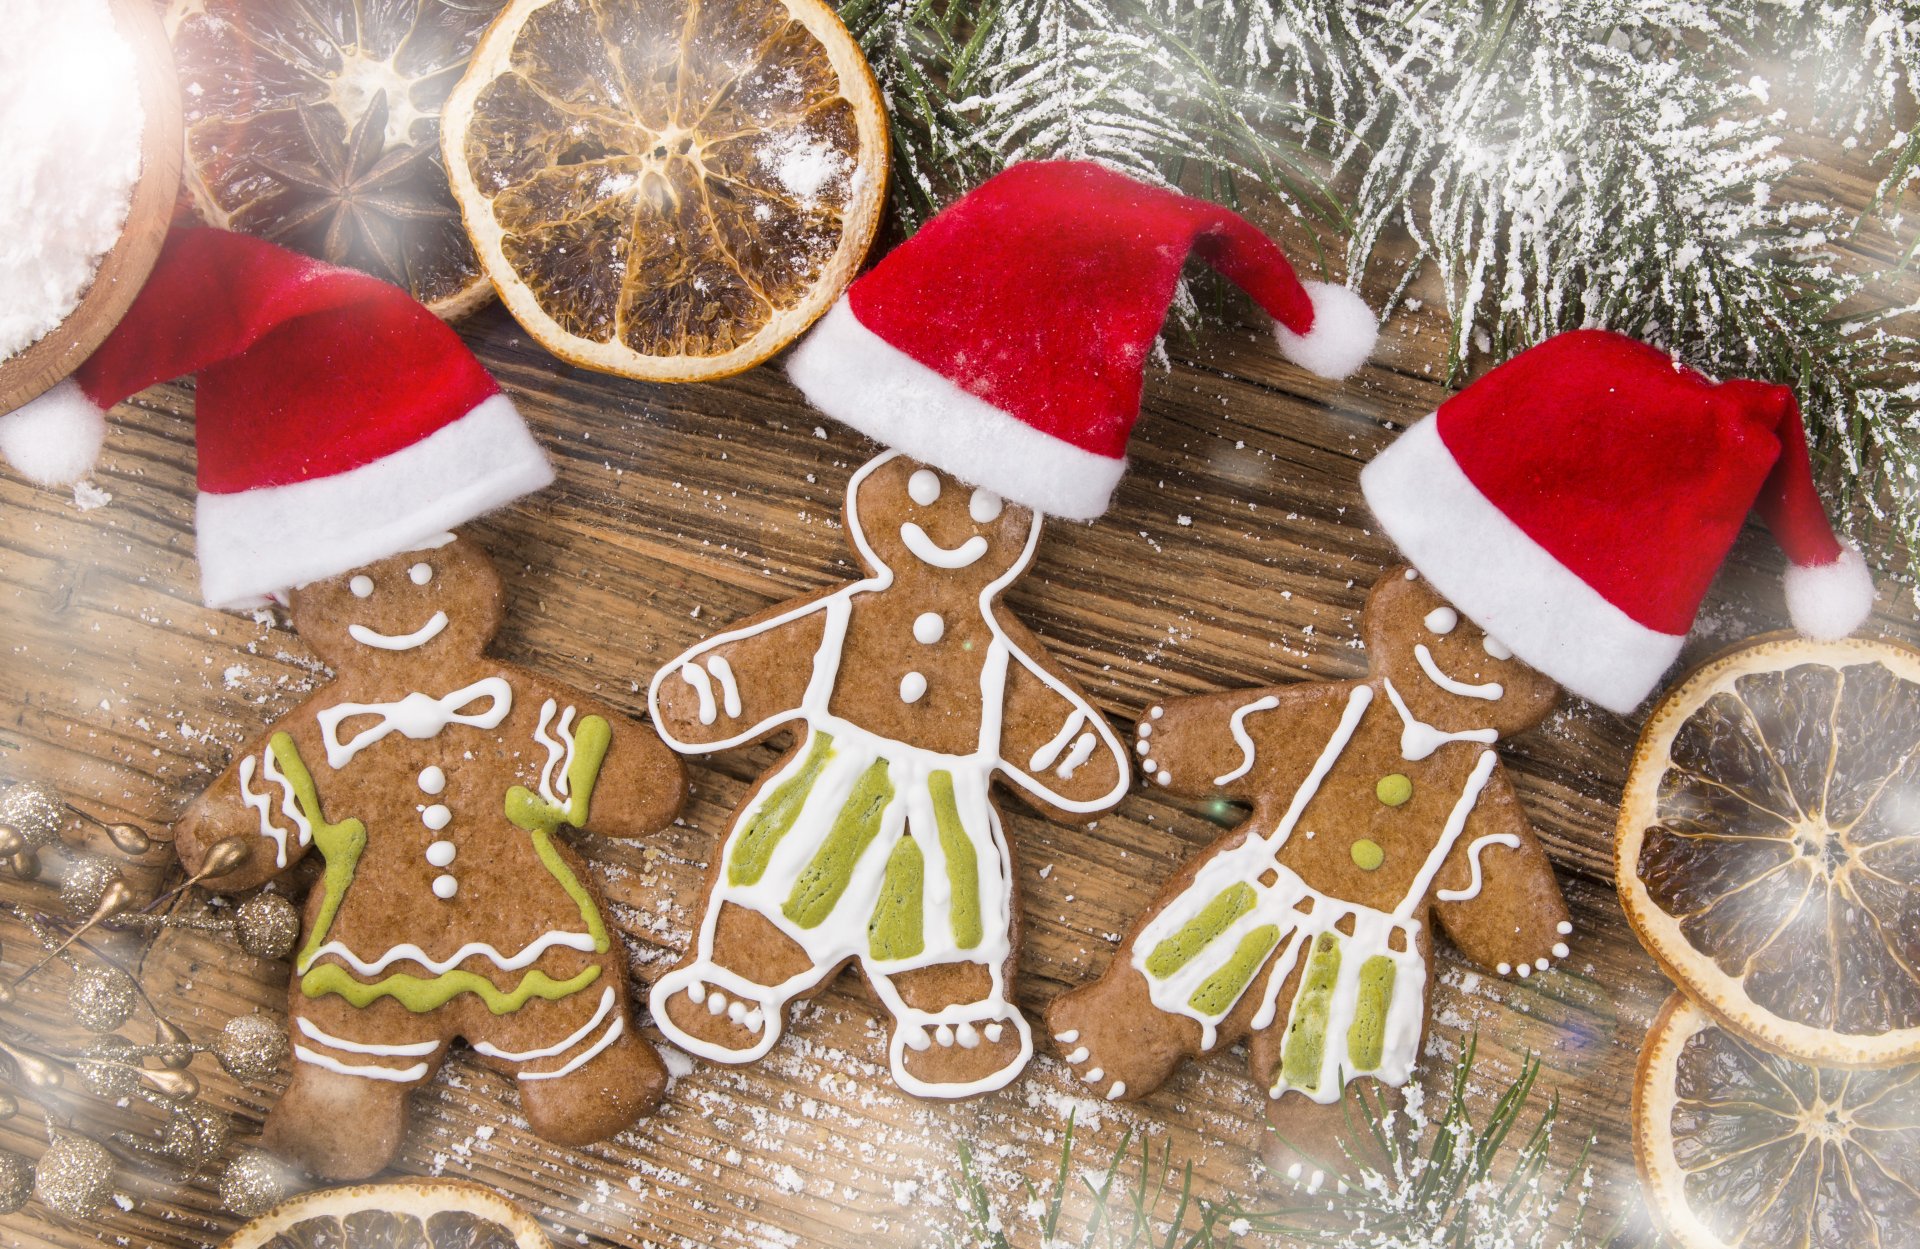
[1156,770,1171,786]
[1137,722,1151,737]
[1557,921,1573,935]
[431,874,457,899]
[1150,706,1163,719]
[1084,1067,1104,1083]
[935,1024,955,1047]
[985,1022,1004,1043]
[1535,957,1550,971]
[1065,1046,1089,1064]
[1497,963,1512,976]
[900,672,928,703]
[1552,942,1570,959]
[1107,1082,1126,1100]
[687,982,706,1004]
[1054,1030,1078,1044]
[905,1026,931,1052]
[913,612,944,644]
[1517,963,1533,978]
[957,1022,981,1049]
[707,991,728,1015]
[1137,740,1151,756]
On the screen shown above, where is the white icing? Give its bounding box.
[1382,679,1497,761]
[1065,1046,1089,1064]
[408,562,433,586]
[348,611,450,651]
[1414,644,1504,701]
[1552,942,1569,958]
[908,469,942,505]
[1107,1081,1126,1100]
[1423,607,1458,634]
[296,1016,439,1057]
[913,612,945,644]
[520,1014,625,1081]
[238,746,310,867]
[645,450,1130,1098]
[707,656,742,718]
[1403,568,1418,580]
[1556,921,1573,935]
[969,489,1003,522]
[900,672,928,703]
[300,929,596,977]
[425,840,456,867]
[474,987,614,1062]
[1213,695,1281,785]
[531,699,591,806]
[1084,1067,1103,1082]
[314,679,514,767]
[1137,722,1151,738]
[294,1045,428,1082]
[1029,710,1087,772]
[349,575,373,598]
[421,804,451,830]
[1434,832,1520,902]
[900,522,988,569]
[417,766,446,795]
[1057,733,1097,779]
[1054,1030,1078,1044]
[680,662,717,725]
[432,874,457,899]
[1483,634,1514,660]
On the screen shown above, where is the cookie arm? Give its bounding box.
[996,649,1130,819]
[647,592,834,752]
[520,684,688,841]
[1140,684,1349,803]
[174,729,314,892]
[1426,766,1573,975]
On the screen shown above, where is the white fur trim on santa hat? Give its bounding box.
[195,394,553,609]
[0,378,108,485]
[787,298,1128,519]
[1273,281,1378,381]
[1361,414,1686,715]
[1784,543,1873,640]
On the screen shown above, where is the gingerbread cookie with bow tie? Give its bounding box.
[174,533,685,1179]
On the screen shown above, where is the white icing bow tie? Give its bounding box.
[316,676,514,769]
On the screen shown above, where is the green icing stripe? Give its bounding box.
[529,829,610,954]
[506,714,612,834]
[929,771,981,950]
[301,962,600,1014]
[1346,955,1397,1072]
[1186,924,1280,1018]
[783,758,893,929]
[1279,932,1344,1092]
[730,732,834,886]
[869,836,925,962]
[1145,882,1257,979]
[272,733,368,974]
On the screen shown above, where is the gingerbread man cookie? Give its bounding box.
[1046,569,1570,1116]
[647,451,1130,1099]
[175,534,685,1179]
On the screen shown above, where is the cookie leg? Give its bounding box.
[515,1026,666,1145]
[651,901,823,1064]
[261,1061,419,1179]
[1043,962,1205,1103]
[875,962,1031,1099]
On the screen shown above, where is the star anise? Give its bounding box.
[252,92,458,288]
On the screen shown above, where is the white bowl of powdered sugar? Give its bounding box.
[0,0,181,415]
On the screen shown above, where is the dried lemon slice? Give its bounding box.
[1634,993,1920,1249]
[166,0,502,319]
[441,0,888,382]
[1618,635,1920,1068]
[220,1179,548,1248]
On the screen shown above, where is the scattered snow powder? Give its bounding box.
[757,130,851,206]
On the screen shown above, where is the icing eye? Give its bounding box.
[1423,607,1458,635]
[409,562,433,586]
[349,575,374,598]
[969,489,1003,523]
[907,469,942,506]
[1483,634,1514,660]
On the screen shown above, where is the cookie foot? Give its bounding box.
[890,1004,1032,1100]
[262,1062,414,1180]
[650,963,784,1064]
[1043,967,1202,1104]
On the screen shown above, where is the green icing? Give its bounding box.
[1346,955,1397,1071]
[529,828,610,954]
[301,962,600,1014]
[730,732,834,886]
[929,770,981,950]
[1279,932,1344,1092]
[1351,839,1385,871]
[783,758,894,929]
[869,836,925,962]
[272,733,368,974]
[1186,924,1280,1018]
[505,714,612,833]
[1145,883,1256,979]
[1376,774,1413,807]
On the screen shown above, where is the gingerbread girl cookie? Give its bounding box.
[176,534,685,1178]
[647,451,1130,1099]
[1046,570,1570,1113]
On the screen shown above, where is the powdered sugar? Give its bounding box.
[0,0,144,362]
[757,130,853,206]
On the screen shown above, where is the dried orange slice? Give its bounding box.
[1634,992,1920,1249]
[221,1179,548,1249]
[165,0,502,318]
[440,0,888,381]
[1618,635,1920,1068]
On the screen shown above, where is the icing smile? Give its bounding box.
[1413,644,1503,700]
[349,611,449,651]
[899,522,989,569]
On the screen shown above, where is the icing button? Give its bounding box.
[421,804,452,831]
[900,672,928,704]
[912,612,944,644]
[1375,774,1413,806]
[425,840,456,867]
[417,766,446,795]
[1350,839,1385,871]
[1552,942,1570,959]
[431,874,457,900]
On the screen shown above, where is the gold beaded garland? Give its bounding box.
[233,892,299,961]
[67,965,136,1033]
[212,1014,287,1081]
[33,1136,114,1219]
[0,1150,30,1215]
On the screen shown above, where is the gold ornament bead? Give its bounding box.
[57,857,123,917]
[212,1014,286,1082]
[0,1149,29,1214]
[75,1036,140,1099]
[0,783,65,847]
[33,1136,114,1219]
[197,837,252,879]
[233,892,299,961]
[219,1149,296,1217]
[160,1102,231,1166]
[68,965,136,1033]
[104,823,152,856]
[9,850,40,880]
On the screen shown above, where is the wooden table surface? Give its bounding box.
[1,142,1914,1249]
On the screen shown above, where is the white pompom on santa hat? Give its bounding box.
[1361,329,1875,714]
[0,227,552,609]
[789,160,1377,520]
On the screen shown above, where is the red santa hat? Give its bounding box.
[787,160,1377,519]
[0,227,552,609]
[1361,329,1874,714]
